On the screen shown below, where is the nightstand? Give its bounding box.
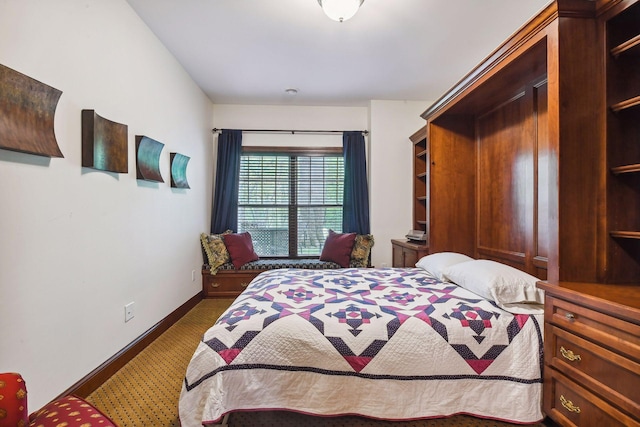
[391,239,428,267]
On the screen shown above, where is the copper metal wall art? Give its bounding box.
[170,152,190,189]
[135,135,164,182]
[81,109,128,173]
[0,63,64,157]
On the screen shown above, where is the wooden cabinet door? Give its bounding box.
[402,248,420,267]
[391,239,429,267]
[392,244,405,267]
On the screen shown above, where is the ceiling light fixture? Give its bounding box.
[317,0,364,23]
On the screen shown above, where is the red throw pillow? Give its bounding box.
[0,372,28,427]
[320,230,357,268]
[28,395,116,426]
[223,232,259,269]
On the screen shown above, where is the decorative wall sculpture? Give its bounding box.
[170,152,190,189]
[81,109,128,173]
[135,135,164,182]
[0,63,64,157]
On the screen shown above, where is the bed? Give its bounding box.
[179,256,545,426]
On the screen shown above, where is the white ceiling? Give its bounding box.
[125,0,551,107]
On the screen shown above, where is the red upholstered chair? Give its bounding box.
[0,372,117,427]
[0,373,27,426]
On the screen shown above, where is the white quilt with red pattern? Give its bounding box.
[179,268,544,426]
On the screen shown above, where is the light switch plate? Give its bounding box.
[124,302,135,322]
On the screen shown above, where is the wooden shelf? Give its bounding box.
[611,163,640,174]
[411,125,428,233]
[610,231,640,240]
[604,0,640,283]
[611,33,640,56]
[611,95,640,112]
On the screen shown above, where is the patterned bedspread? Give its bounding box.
[179,268,544,426]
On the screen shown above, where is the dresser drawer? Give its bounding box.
[202,270,258,298]
[546,295,640,361]
[544,369,639,427]
[546,325,640,419]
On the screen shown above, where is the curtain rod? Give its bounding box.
[212,128,368,136]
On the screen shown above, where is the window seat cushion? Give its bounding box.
[213,258,342,271]
[201,232,373,274]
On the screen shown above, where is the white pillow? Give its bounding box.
[442,259,545,314]
[415,252,474,282]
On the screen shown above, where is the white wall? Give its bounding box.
[212,102,430,268]
[0,0,213,409]
[369,100,431,268]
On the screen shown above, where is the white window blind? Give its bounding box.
[238,151,344,257]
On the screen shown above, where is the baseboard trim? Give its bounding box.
[59,292,203,399]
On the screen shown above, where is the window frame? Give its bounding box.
[239,146,344,259]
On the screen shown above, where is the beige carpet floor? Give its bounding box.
[87,298,551,427]
[87,298,233,427]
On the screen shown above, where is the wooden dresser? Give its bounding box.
[537,282,640,426]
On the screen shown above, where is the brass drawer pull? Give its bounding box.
[560,346,582,362]
[210,283,221,288]
[560,395,581,414]
[565,312,576,321]
[240,282,249,288]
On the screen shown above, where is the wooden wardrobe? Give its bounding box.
[414,0,640,425]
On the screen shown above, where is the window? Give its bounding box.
[238,148,344,257]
